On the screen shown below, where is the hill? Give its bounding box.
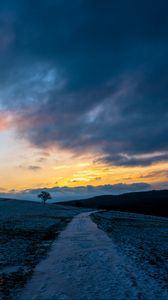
[59,190,168,217]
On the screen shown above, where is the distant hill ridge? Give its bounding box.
[59,190,168,217]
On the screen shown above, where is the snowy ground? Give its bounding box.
[16,210,168,300]
[0,198,82,300]
[92,210,168,299]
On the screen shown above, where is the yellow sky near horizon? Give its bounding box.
[0,128,168,192]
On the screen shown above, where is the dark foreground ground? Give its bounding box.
[91,210,168,298]
[0,198,84,300]
[17,210,168,300]
[1,192,168,300]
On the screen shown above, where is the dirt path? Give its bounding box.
[17,211,167,300]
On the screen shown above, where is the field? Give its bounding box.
[92,210,168,298]
[0,198,82,300]
[0,197,168,300]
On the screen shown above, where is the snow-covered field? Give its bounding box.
[0,198,82,300]
[1,198,168,300]
[15,210,168,300]
[92,210,168,299]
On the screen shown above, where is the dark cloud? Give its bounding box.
[28,165,41,171]
[36,157,47,163]
[98,153,168,167]
[140,170,168,179]
[18,165,41,171]
[0,0,168,166]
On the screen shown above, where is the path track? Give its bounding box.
[18,211,166,300]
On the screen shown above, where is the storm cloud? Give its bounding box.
[0,0,168,166]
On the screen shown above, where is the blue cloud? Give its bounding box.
[0,0,168,166]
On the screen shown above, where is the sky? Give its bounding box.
[0,0,168,201]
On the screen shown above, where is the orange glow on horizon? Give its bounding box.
[1,158,168,192]
[0,129,167,193]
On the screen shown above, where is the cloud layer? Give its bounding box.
[0,0,168,166]
[0,182,152,202]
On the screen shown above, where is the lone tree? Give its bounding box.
[38,191,52,204]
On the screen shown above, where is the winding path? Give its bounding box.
[18,211,165,300]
